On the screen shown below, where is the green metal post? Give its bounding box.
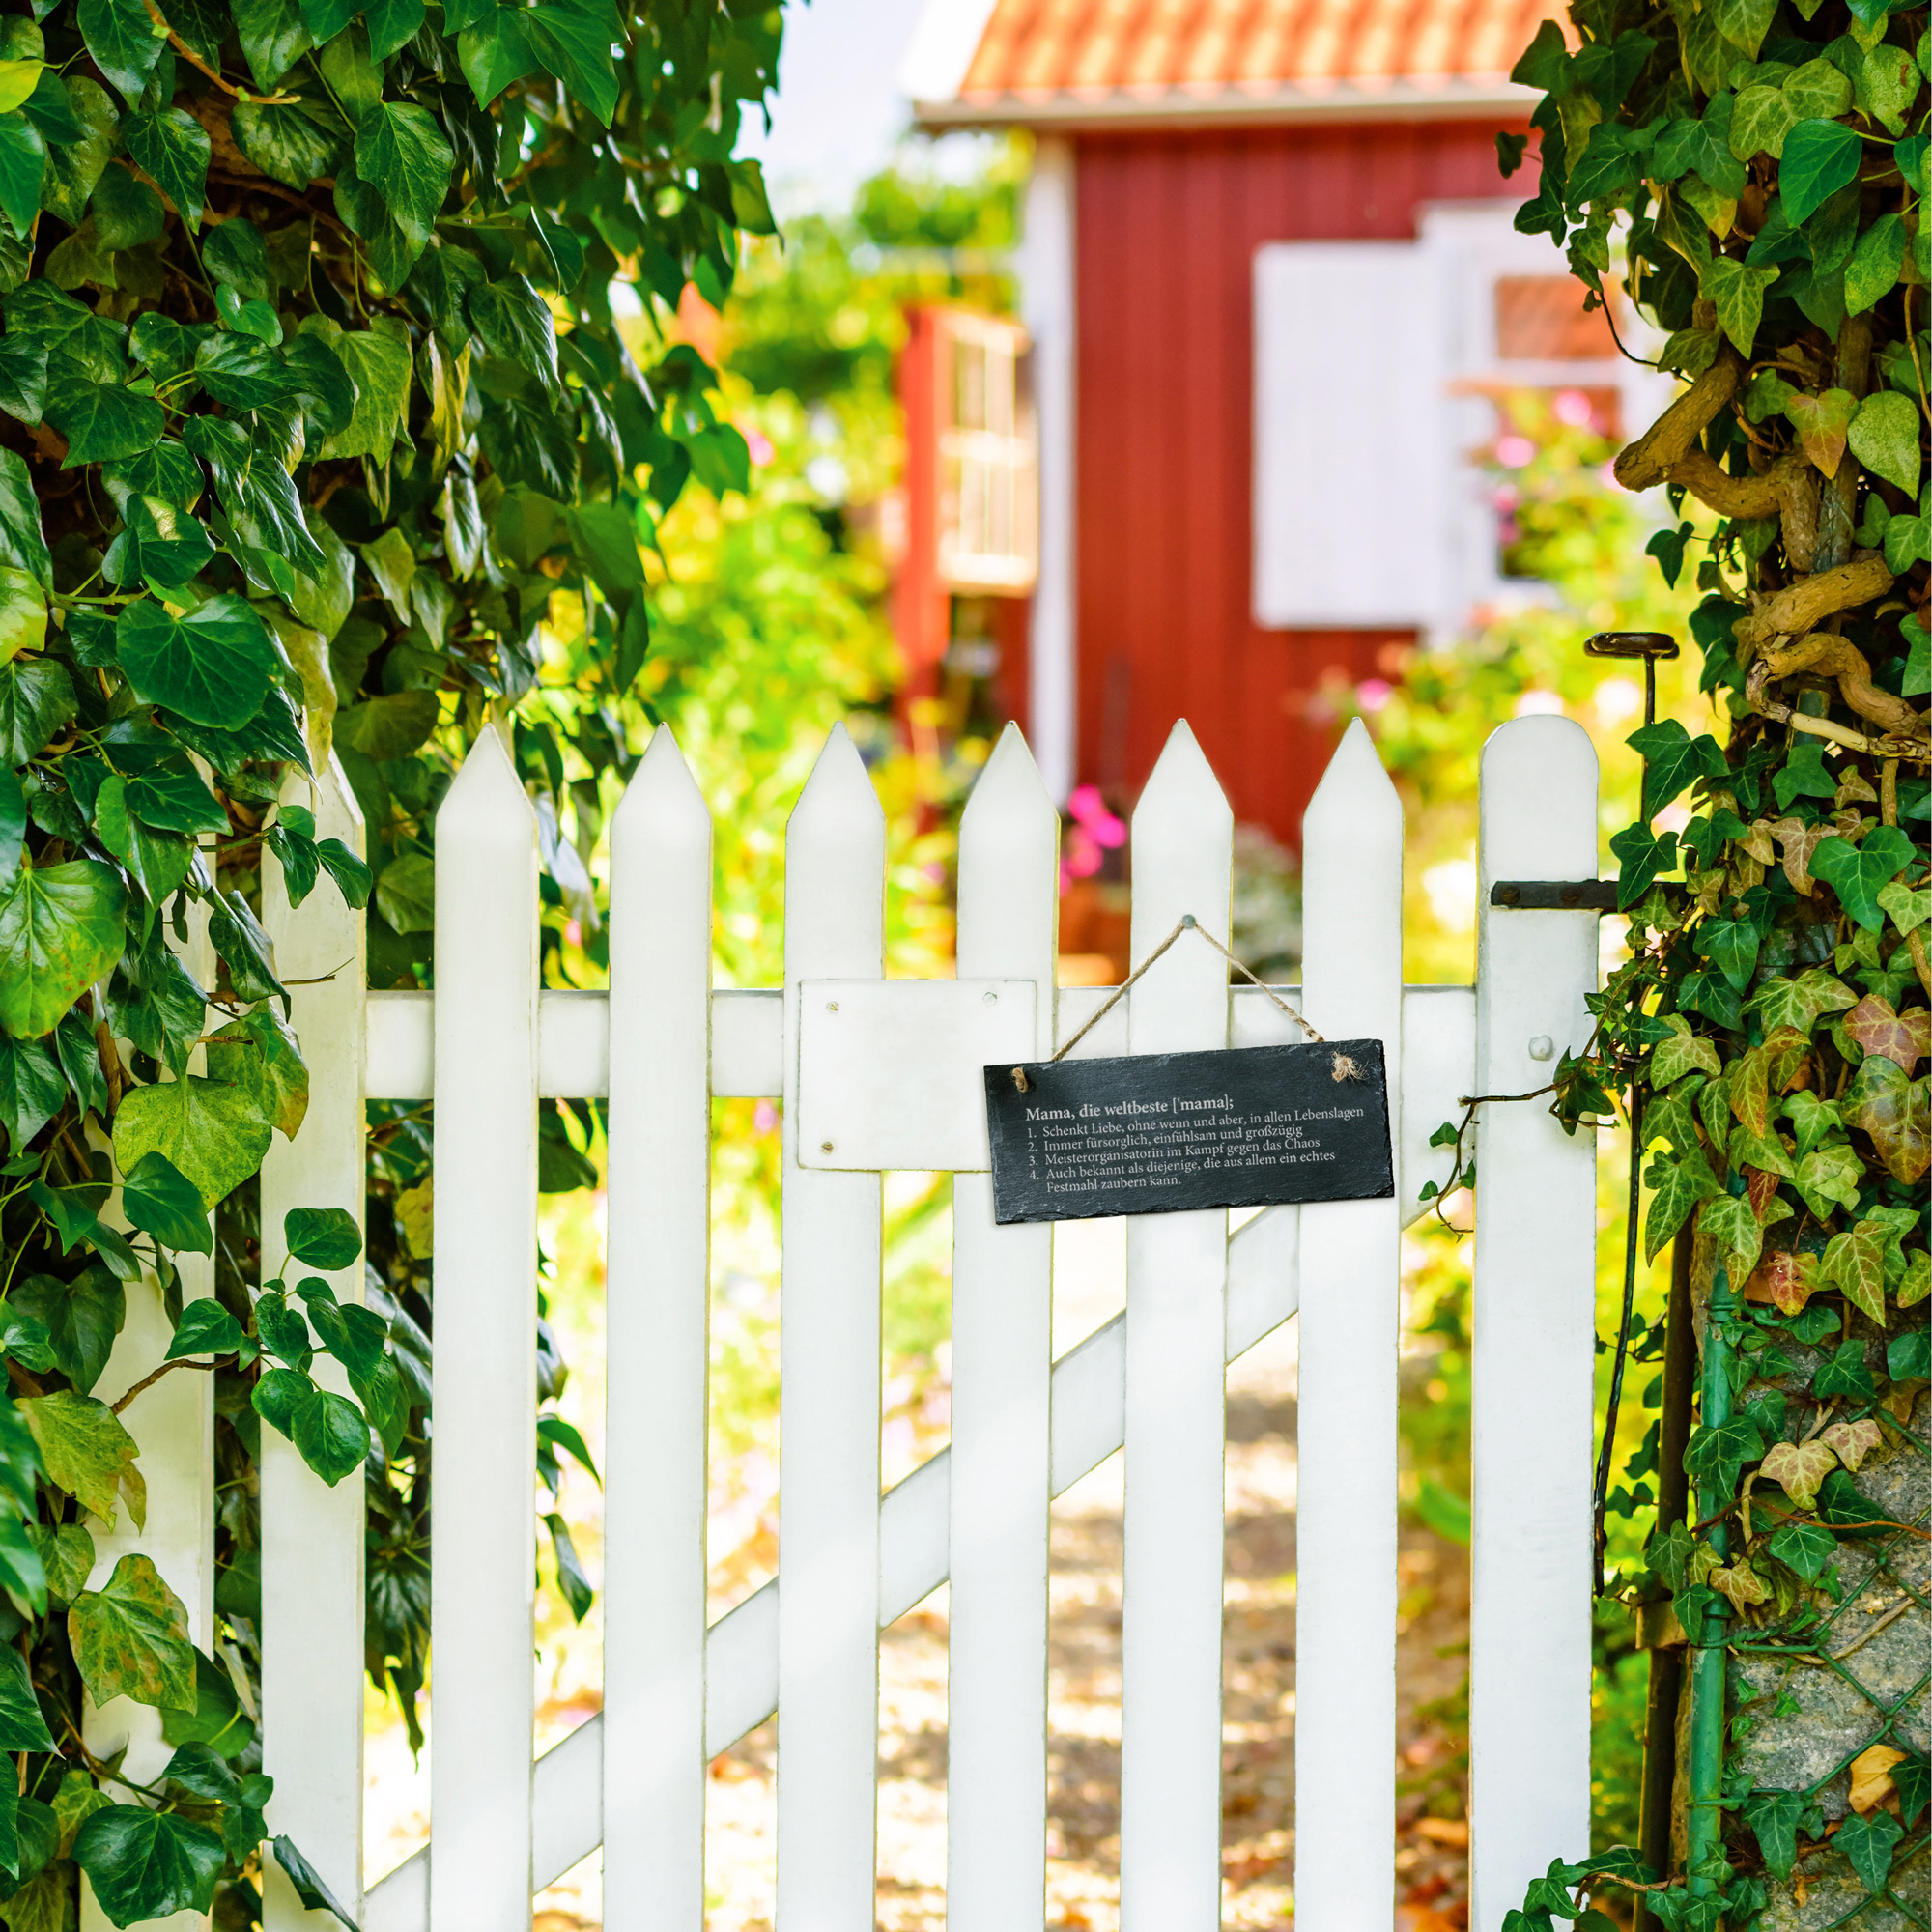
[1685,1258,1734,1895]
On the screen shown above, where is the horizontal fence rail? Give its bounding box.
[121,715,1603,1932]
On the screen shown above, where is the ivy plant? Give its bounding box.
[1494,0,1928,1921]
[0,0,780,1914]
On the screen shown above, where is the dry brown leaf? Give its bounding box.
[1413,1818,1470,1848]
[1848,1744,1907,1815]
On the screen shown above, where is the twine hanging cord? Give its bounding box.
[1010,915,1360,1092]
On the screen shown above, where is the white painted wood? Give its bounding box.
[777,724,886,1932]
[430,729,540,1932]
[364,1150,1321,1932]
[604,725,713,1930]
[949,725,1060,1931]
[1468,717,1600,1932]
[1119,722,1233,1932]
[1019,139,1077,805]
[259,759,368,1930]
[1294,718,1405,1932]
[798,977,1034,1171]
[86,866,216,1932]
[361,985,781,1100]
[1253,242,1446,628]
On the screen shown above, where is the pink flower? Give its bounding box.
[753,1100,779,1133]
[743,428,775,468]
[1066,783,1125,846]
[1552,388,1596,428]
[1355,678,1393,714]
[1495,434,1536,468]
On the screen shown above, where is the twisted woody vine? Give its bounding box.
[1475,0,1930,1922]
[0,0,779,1914]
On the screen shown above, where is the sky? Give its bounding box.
[740,0,959,215]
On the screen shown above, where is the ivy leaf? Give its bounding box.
[1764,1519,1835,1585]
[122,106,210,231]
[1757,1438,1836,1510]
[1779,119,1863,225]
[1843,993,1927,1071]
[72,1804,225,1923]
[1846,389,1920,497]
[230,98,347,188]
[284,1206,361,1270]
[0,1032,64,1145]
[0,858,126,1040]
[18,1391,142,1526]
[467,274,561,403]
[316,327,411,464]
[1643,1148,1722,1259]
[119,1151,213,1255]
[1609,823,1678,909]
[0,450,48,588]
[352,101,452,249]
[1812,1337,1876,1403]
[1628,719,1728,817]
[1741,1789,1807,1879]
[0,1645,53,1752]
[292,1386,370,1485]
[111,1071,274,1208]
[1652,1015,1722,1086]
[1841,1052,1929,1186]
[524,0,619,126]
[1697,254,1779,356]
[115,593,278,729]
[1703,917,1760,991]
[1779,386,1858,475]
[12,1265,125,1391]
[476,390,580,498]
[272,1835,359,1929]
[1699,1191,1776,1286]
[94,775,195,905]
[164,1297,244,1360]
[41,373,162,465]
[1684,1411,1764,1496]
[75,0,168,104]
[1833,1810,1902,1893]
[1844,212,1906,316]
[1729,84,1795,159]
[1748,967,1857,1032]
[1810,826,1917,930]
[459,7,541,106]
[1792,1141,1861,1219]
[205,1005,309,1138]
[232,0,312,88]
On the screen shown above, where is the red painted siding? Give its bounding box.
[1072,121,1520,848]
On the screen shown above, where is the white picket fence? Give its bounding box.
[90,712,1606,1932]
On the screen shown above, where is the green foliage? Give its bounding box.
[1497,0,1931,1919]
[0,0,786,1907]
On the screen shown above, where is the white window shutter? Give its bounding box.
[1252,242,1447,630]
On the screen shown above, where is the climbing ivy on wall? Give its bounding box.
[1494,0,1928,1923]
[0,0,779,1917]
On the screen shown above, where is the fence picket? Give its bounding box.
[777,724,887,1931]
[1119,722,1234,1932]
[949,724,1059,1932]
[1468,717,1600,1929]
[1293,718,1405,1932]
[84,876,216,1932]
[604,726,714,1928]
[430,730,541,1931]
[259,759,368,1929]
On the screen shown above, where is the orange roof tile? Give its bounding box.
[920,0,1562,125]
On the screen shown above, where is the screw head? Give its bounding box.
[820,1140,834,1153]
[1527,1034,1555,1061]
[982,989,997,1004]
[826,1001,838,1011]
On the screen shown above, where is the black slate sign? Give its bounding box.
[984,1038,1393,1225]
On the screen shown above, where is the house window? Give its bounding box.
[1492,276,1620,361]
[938,313,1038,595]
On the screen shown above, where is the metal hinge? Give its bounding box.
[1490,879,1620,912]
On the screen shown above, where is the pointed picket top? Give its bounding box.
[1130,719,1233,951]
[315,751,366,847]
[789,721,885,842]
[1302,716,1400,849]
[958,724,1058,996]
[786,721,884,981]
[439,721,538,848]
[1477,715,1598,884]
[613,722,711,855]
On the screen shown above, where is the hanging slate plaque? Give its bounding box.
[983,1038,1393,1225]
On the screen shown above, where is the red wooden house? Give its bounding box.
[893,0,1668,851]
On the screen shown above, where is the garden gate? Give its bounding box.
[99,713,1607,1932]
